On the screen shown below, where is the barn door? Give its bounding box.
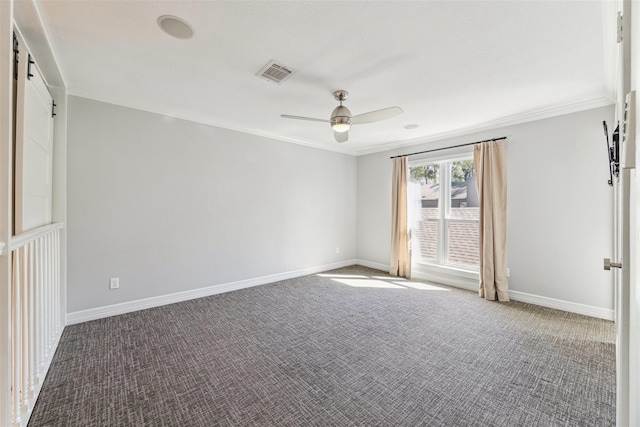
[13,42,55,235]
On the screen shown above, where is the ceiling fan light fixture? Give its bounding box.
[331,105,351,132]
[280,89,403,143]
[331,117,351,132]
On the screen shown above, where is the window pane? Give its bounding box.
[410,159,479,271]
[447,221,479,267]
[450,160,479,220]
[410,164,440,263]
[409,164,439,218]
[413,219,438,262]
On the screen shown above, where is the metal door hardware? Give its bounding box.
[604,258,623,270]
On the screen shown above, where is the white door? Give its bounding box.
[613,1,638,423]
[13,48,54,234]
[614,169,631,426]
[615,102,637,426]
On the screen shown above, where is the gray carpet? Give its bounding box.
[28,266,615,426]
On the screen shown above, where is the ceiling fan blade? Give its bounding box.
[334,131,348,143]
[280,114,329,123]
[351,107,403,125]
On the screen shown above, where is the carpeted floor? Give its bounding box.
[28,266,615,426]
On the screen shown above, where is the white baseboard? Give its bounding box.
[357,259,614,321]
[411,269,479,291]
[356,259,389,272]
[508,290,614,321]
[66,259,358,325]
[67,259,614,324]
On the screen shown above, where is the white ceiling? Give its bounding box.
[33,0,614,155]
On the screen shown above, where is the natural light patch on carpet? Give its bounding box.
[317,274,368,279]
[318,273,451,290]
[331,278,406,288]
[396,281,450,291]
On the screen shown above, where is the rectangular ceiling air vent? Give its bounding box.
[256,60,294,84]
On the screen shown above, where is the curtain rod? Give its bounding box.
[389,136,507,159]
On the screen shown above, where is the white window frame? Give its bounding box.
[408,150,480,288]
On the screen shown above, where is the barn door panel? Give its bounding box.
[14,48,54,235]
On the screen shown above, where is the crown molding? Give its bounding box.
[355,96,615,156]
[68,87,613,159]
[66,87,359,156]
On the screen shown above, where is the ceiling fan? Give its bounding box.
[281,90,403,143]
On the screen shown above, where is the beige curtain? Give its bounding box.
[474,140,509,301]
[390,157,411,278]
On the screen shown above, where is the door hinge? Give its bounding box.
[12,32,18,81]
[617,12,623,43]
[51,100,57,118]
[27,54,34,80]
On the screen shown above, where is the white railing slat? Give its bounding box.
[27,242,36,401]
[20,246,29,412]
[8,224,63,427]
[11,250,21,425]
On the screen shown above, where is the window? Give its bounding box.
[409,157,479,270]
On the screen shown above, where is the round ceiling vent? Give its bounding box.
[157,15,194,39]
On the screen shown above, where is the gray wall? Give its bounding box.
[67,97,614,314]
[357,105,615,310]
[67,96,357,312]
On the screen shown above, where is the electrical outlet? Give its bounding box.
[336,247,340,254]
[506,268,510,277]
[109,277,120,290]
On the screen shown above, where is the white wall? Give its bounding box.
[357,105,615,312]
[67,96,356,313]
